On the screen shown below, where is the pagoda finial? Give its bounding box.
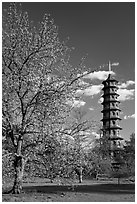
[108,61,111,72]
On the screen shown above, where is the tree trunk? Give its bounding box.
[12,155,26,194]
[118,177,120,185]
[78,167,83,183]
[75,166,83,183]
[12,138,27,194]
[79,172,82,183]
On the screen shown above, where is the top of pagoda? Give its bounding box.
[102,73,118,85]
[102,61,119,84]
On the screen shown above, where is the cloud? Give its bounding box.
[67,98,86,108]
[124,114,135,120]
[98,89,135,103]
[73,99,86,108]
[117,88,135,101]
[111,62,119,66]
[89,107,94,111]
[77,84,103,96]
[96,79,135,102]
[117,80,135,101]
[78,79,89,86]
[83,70,115,81]
[98,97,103,104]
[118,80,135,89]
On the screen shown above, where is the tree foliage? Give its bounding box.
[123,133,135,177]
[2,3,94,193]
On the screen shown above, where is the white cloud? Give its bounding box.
[98,97,103,104]
[78,79,89,86]
[117,80,135,101]
[89,107,94,111]
[117,88,135,101]
[83,70,115,81]
[96,79,135,102]
[73,99,86,108]
[118,80,135,89]
[111,62,119,66]
[67,98,86,108]
[77,84,103,96]
[124,114,135,120]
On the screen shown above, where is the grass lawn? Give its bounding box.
[2,178,135,202]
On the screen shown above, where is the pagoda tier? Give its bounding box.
[101,92,119,97]
[102,74,118,84]
[101,116,122,120]
[102,125,122,130]
[101,108,121,113]
[108,136,123,140]
[102,86,118,91]
[101,100,120,105]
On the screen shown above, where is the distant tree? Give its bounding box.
[107,133,135,184]
[123,133,135,177]
[65,108,93,183]
[2,3,94,193]
[31,108,94,183]
[87,146,112,178]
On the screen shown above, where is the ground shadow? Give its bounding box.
[22,183,135,195]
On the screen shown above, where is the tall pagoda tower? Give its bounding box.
[101,61,123,161]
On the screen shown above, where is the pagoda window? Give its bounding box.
[113,141,116,145]
[113,130,116,135]
[106,121,109,126]
[113,151,116,157]
[105,89,109,94]
[118,141,121,147]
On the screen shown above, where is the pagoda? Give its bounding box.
[101,61,123,162]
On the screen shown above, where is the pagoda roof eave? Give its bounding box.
[108,136,123,140]
[101,108,121,113]
[102,78,118,84]
[101,117,122,121]
[103,126,122,130]
[102,86,118,90]
[101,93,119,97]
[101,100,120,104]
[102,74,119,84]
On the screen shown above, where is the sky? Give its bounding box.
[2,2,135,140]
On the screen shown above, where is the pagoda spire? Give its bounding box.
[108,61,119,73]
[108,61,111,72]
